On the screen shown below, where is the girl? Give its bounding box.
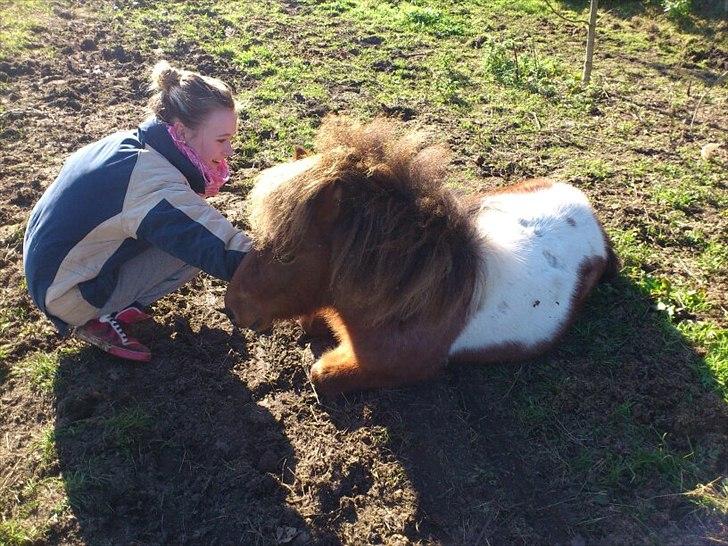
[23,60,251,362]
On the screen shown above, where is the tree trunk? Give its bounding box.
[582,0,598,85]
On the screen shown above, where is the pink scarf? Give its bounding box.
[167,125,230,197]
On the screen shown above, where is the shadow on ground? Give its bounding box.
[50,275,725,545]
[562,0,727,23]
[319,275,727,544]
[52,320,331,546]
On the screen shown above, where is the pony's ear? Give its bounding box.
[293,145,309,160]
[317,183,342,226]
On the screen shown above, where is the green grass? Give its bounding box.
[103,406,152,450]
[0,307,29,337]
[0,0,53,60]
[63,468,107,511]
[0,475,68,546]
[662,0,692,19]
[609,226,725,401]
[31,426,57,470]
[482,37,566,97]
[698,242,728,275]
[0,518,41,546]
[679,321,728,400]
[10,352,60,393]
[687,478,728,514]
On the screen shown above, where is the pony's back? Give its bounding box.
[450,180,610,362]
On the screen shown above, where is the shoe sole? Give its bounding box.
[76,331,152,362]
[108,347,152,362]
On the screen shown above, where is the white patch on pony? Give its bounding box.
[449,182,607,356]
[247,155,321,233]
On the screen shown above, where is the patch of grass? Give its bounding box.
[0,306,29,336]
[369,425,391,448]
[678,321,727,401]
[482,37,565,97]
[610,225,724,401]
[103,406,152,450]
[686,478,728,515]
[0,518,41,546]
[572,401,700,491]
[609,228,651,272]
[662,0,692,19]
[515,395,552,429]
[698,241,728,275]
[647,158,727,212]
[636,275,711,319]
[567,158,613,184]
[0,0,53,60]
[1,475,68,545]
[601,434,693,488]
[397,4,467,37]
[610,229,712,317]
[610,228,725,401]
[431,53,473,105]
[651,182,710,212]
[31,426,57,470]
[63,469,98,511]
[11,352,59,393]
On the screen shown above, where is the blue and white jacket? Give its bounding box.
[23,117,251,333]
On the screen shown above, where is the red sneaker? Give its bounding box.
[115,305,152,325]
[75,315,151,362]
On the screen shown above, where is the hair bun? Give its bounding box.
[150,60,182,92]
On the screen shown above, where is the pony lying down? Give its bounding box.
[225,116,618,395]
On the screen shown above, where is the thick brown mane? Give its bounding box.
[248,116,481,326]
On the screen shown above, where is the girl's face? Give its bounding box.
[176,108,237,170]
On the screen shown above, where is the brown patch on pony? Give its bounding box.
[248,116,481,327]
[599,227,621,283]
[449,340,543,365]
[293,145,308,160]
[490,177,555,194]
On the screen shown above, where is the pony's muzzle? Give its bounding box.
[249,318,273,335]
[222,306,238,327]
[221,304,272,334]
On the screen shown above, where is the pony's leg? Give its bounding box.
[310,344,367,395]
[297,312,333,339]
[310,342,443,395]
[309,314,451,394]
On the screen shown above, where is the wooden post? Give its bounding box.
[582,0,598,85]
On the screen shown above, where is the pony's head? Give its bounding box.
[225,115,480,331]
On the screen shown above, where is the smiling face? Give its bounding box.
[174,108,237,170]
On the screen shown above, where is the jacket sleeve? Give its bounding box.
[126,184,252,281]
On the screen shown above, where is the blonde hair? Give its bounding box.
[147,60,235,129]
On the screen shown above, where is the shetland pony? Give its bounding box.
[225,116,618,395]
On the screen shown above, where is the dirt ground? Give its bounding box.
[0,1,726,545]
